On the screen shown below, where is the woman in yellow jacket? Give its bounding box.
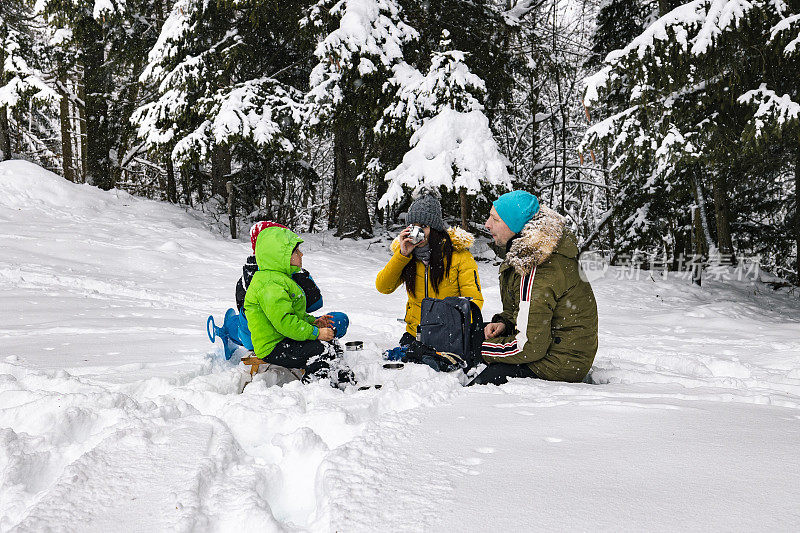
[375,195,484,345]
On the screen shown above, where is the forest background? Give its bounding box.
[2,0,798,283]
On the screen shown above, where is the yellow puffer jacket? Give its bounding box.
[375,227,484,336]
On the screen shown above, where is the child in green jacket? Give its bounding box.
[244,225,353,386]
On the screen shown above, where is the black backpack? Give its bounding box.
[417,296,484,370]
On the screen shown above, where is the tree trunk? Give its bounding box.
[226,180,237,239]
[305,173,317,232]
[211,144,231,198]
[603,147,615,253]
[165,155,177,203]
[264,159,273,219]
[334,123,372,238]
[0,50,9,161]
[58,73,75,182]
[308,207,317,233]
[76,69,88,182]
[691,206,703,286]
[796,147,800,281]
[459,188,471,230]
[0,61,9,160]
[83,20,113,189]
[0,106,11,161]
[375,173,388,225]
[328,161,339,229]
[691,172,716,257]
[711,170,734,260]
[181,166,192,205]
[277,170,287,222]
[113,55,145,188]
[193,163,204,203]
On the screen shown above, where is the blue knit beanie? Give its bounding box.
[493,191,540,234]
[327,311,349,338]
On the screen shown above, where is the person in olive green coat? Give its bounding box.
[470,191,598,386]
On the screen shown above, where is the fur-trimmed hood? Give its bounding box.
[390,226,475,254]
[506,205,575,274]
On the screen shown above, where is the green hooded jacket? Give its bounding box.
[481,205,598,382]
[243,226,319,358]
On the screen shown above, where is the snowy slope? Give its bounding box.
[2,160,800,532]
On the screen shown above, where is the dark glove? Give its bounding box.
[383,346,408,361]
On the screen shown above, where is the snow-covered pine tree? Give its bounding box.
[378,33,511,229]
[34,0,127,188]
[582,0,800,277]
[37,0,171,189]
[47,24,81,183]
[581,0,657,256]
[400,0,516,121]
[587,0,656,70]
[737,10,800,279]
[304,0,418,238]
[0,1,59,164]
[133,0,313,215]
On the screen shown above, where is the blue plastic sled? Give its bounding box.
[208,307,348,360]
[207,308,251,360]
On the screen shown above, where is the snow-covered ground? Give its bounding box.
[2,160,800,532]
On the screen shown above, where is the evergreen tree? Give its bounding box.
[36,0,165,189]
[400,0,516,122]
[583,0,800,278]
[304,0,418,238]
[0,1,59,162]
[133,0,314,218]
[379,33,511,228]
[35,0,117,188]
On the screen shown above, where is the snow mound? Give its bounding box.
[0,160,117,212]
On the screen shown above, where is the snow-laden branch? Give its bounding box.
[379,47,485,133]
[33,0,126,19]
[92,0,126,18]
[203,79,306,151]
[504,0,547,24]
[580,106,638,149]
[771,13,800,54]
[379,108,511,208]
[140,0,199,83]
[584,0,764,105]
[738,83,800,136]
[305,0,418,124]
[0,28,59,109]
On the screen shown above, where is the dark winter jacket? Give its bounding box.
[236,255,259,310]
[237,256,322,312]
[481,205,598,382]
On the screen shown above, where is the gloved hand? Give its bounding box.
[383,346,408,361]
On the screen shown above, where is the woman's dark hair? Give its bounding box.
[402,228,453,295]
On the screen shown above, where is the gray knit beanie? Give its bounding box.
[406,194,445,231]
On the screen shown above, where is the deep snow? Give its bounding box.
[1,160,800,532]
